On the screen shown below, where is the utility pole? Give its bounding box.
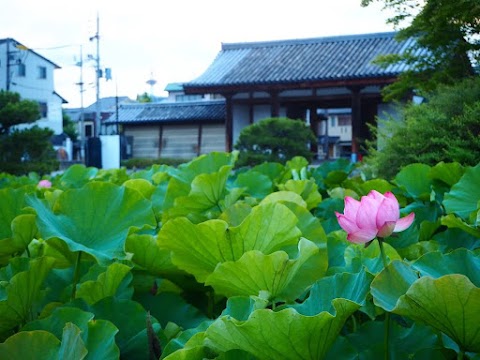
[76,45,86,162]
[90,13,101,137]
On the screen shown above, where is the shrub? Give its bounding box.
[121,157,189,169]
[0,126,58,175]
[234,117,316,167]
[364,77,480,179]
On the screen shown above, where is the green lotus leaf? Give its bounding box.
[162,321,212,360]
[260,190,307,208]
[251,161,285,184]
[166,165,231,222]
[73,296,160,358]
[123,178,156,199]
[372,261,480,353]
[344,240,402,275]
[76,262,133,305]
[396,275,480,353]
[58,322,89,360]
[227,202,302,259]
[0,256,55,339]
[136,291,210,330]
[154,177,188,217]
[27,182,157,263]
[429,161,465,187]
[281,201,328,253]
[360,179,394,196]
[205,238,325,302]
[221,296,269,321]
[125,233,178,276]
[172,151,236,184]
[286,156,309,172]
[433,228,480,252]
[324,170,349,188]
[314,197,345,234]
[233,170,273,199]
[130,164,172,182]
[21,306,119,360]
[205,298,360,360]
[157,218,229,283]
[0,214,37,263]
[335,321,445,359]
[411,249,480,286]
[443,163,480,220]
[293,270,374,316]
[397,240,441,261]
[158,202,301,282]
[59,164,98,189]
[394,163,432,200]
[218,201,253,227]
[441,213,480,237]
[314,158,354,178]
[277,179,322,209]
[370,260,419,312]
[0,188,23,232]
[327,187,359,200]
[0,330,67,360]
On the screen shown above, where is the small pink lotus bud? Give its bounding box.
[38,179,52,189]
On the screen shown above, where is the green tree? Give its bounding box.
[362,0,480,100]
[0,90,40,135]
[136,92,152,103]
[63,111,78,141]
[234,117,317,167]
[364,77,480,179]
[0,91,58,175]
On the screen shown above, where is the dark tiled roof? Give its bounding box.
[84,96,134,112]
[104,100,225,124]
[184,32,420,90]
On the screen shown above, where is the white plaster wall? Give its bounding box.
[100,135,120,169]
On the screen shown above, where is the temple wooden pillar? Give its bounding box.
[349,86,364,162]
[224,93,234,152]
[269,91,280,117]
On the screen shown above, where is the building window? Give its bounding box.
[338,115,352,126]
[330,117,336,127]
[85,124,93,137]
[17,63,26,77]
[38,66,47,79]
[38,102,48,118]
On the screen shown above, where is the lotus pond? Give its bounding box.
[0,152,479,359]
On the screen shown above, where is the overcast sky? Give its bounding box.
[1,0,395,108]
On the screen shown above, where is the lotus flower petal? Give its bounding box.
[335,213,359,234]
[394,212,415,232]
[347,227,378,244]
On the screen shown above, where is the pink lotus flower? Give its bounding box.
[335,190,415,244]
[38,179,52,189]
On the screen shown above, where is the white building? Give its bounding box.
[0,38,66,134]
[317,109,353,160]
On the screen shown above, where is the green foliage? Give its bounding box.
[0,153,479,359]
[234,117,316,167]
[0,126,58,176]
[364,77,480,179]
[136,92,152,103]
[0,90,40,135]
[0,91,57,176]
[362,0,479,100]
[121,157,188,169]
[62,112,78,142]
